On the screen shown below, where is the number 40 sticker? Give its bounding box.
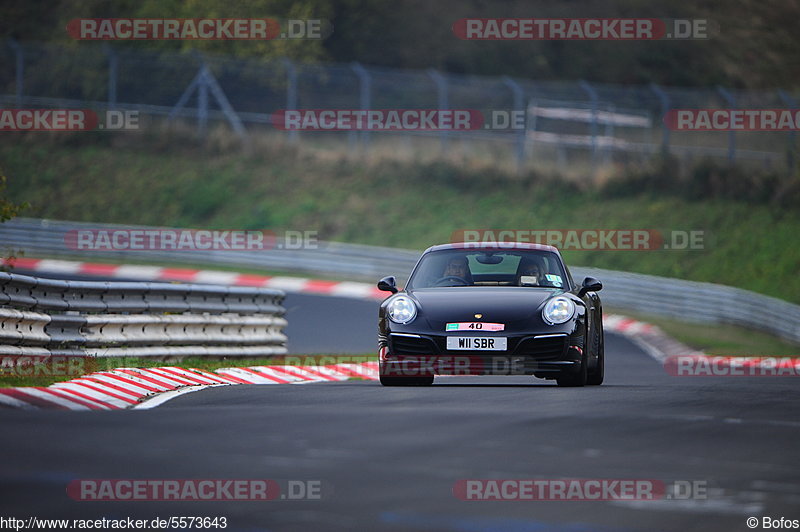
[446,322,505,331]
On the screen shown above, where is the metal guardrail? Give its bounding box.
[0,270,287,357]
[0,218,420,281]
[570,267,800,346]
[2,218,799,346]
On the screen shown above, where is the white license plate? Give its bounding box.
[446,336,507,351]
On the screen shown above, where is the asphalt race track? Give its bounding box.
[1,283,800,532]
[282,292,377,354]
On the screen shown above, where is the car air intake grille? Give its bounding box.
[390,335,438,355]
[515,335,569,359]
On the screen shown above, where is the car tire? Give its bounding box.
[379,375,434,386]
[379,375,403,386]
[556,350,587,387]
[412,375,434,386]
[379,362,434,386]
[587,322,604,386]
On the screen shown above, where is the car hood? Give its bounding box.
[407,287,566,330]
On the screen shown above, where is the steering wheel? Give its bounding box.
[434,275,469,287]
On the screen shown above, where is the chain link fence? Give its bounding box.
[2,40,798,173]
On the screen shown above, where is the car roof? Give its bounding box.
[424,242,562,255]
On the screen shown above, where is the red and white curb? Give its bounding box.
[0,362,378,411]
[2,257,386,300]
[603,314,704,364]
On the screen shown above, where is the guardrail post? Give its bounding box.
[7,38,23,107]
[579,80,599,166]
[778,89,797,174]
[649,83,671,154]
[282,58,299,144]
[102,44,117,110]
[427,69,449,153]
[502,76,526,174]
[351,62,372,153]
[716,86,737,163]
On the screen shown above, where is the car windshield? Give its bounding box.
[407,249,569,289]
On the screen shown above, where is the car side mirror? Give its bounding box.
[578,276,602,297]
[377,276,398,294]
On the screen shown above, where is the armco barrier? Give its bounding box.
[1,218,798,345]
[570,267,800,345]
[0,271,287,357]
[0,218,418,281]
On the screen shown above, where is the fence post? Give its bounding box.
[7,39,23,107]
[102,44,117,109]
[502,76,526,174]
[168,57,246,140]
[351,62,371,152]
[649,82,671,153]
[202,69,247,140]
[281,58,299,144]
[579,80,599,168]
[777,89,797,175]
[716,86,736,163]
[427,69,449,153]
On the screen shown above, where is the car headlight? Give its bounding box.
[387,296,417,324]
[542,296,575,325]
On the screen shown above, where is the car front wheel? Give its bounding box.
[587,325,604,385]
[556,351,587,387]
[379,374,434,386]
[379,362,434,386]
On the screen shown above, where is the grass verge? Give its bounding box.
[3,132,800,304]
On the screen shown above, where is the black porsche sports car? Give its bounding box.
[377,242,604,387]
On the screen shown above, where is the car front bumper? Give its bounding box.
[380,331,583,377]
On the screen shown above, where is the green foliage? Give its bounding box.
[599,154,800,207]
[0,171,28,223]
[2,133,799,304]
[1,0,798,88]
[0,169,29,269]
[2,0,331,63]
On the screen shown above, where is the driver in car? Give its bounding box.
[442,256,472,284]
[517,258,546,286]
